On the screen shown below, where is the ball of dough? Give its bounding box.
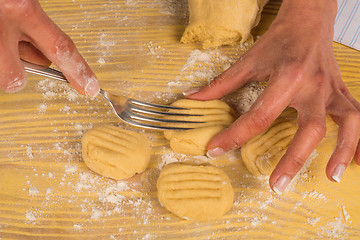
[241,118,297,176]
[164,99,235,155]
[181,0,268,48]
[82,125,151,180]
[157,163,234,221]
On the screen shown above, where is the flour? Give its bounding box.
[28,187,39,195]
[25,211,37,223]
[65,164,78,174]
[322,217,348,239]
[73,224,82,231]
[173,49,232,86]
[159,152,179,168]
[341,205,351,223]
[225,82,265,115]
[25,145,34,159]
[307,190,327,201]
[38,103,47,113]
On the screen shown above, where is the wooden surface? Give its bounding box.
[1,0,360,239]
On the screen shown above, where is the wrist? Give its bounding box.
[279,0,337,20]
[271,0,337,39]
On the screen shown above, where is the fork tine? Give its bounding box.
[129,99,189,110]
[119,111,195,130]
[121,109,204,124]
[128,103,203,117]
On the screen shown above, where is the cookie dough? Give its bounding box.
[241,118,298,176]
[164,99,235,155]
[181,0,268,48]
[157,163,234,221]
[82,125,151,180]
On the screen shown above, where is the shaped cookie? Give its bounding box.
[157,163,234,221]
[241,118,297,176]
[82,125,151,180]
[164,99,235,155]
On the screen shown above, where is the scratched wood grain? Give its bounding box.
[1,0,360,239]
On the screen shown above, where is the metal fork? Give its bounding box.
[21,59,203,130]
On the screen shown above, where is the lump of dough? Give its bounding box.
[181,0,268,48]
[82,125,151,180]
[157,163,234,221]
[164,99,235,155]
[241,117,298,176]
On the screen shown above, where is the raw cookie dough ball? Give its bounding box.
[181,0,268,48]
[157,163,234,221]
[164,99,235,155]
[82,125,151,180]
[241,117,298,176]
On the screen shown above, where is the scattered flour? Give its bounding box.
[341,205,351,223]
[73,224,82,231]
[169,49,233,92]
[28,187,39,195]
[25,145,34,159]
[307,217,321,226]
[65,164,78,174]
[25,211,37,223]
[159,152,179,168]
[322,217,348,239]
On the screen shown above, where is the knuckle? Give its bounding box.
[346,110,360,123]
[53,34,75,58]
[247,111,272,131]
[1,0,35,17]
[304,119,326,141]
[287,154,306,173]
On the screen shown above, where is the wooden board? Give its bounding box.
[1,0,360,239]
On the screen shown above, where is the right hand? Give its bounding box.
[0,0,99,96]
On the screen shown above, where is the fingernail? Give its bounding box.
[183,88,200,96]
[273,175,291,195]
[332,164,346,183]
[84,76,100,97]
[5,77,26,93]
[206,147,224,158]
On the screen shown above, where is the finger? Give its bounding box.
[0,37,26,93]
[184,57,254,100]
[326,97,360,182]
[20,6,99,96]
[206,71,299,157]
[338,84,360,111]
[355,142,360,165]
[329,90,360,165]
[340,88,360,165]
[269,110,326,194]
[19,41,51,67]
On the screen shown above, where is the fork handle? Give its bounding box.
[21,59,69,84]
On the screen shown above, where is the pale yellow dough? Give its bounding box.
[181,0,268,48]
[157,163,234,221]
[82,125,151,180]
[164,99,235,155]
[241,117,298,176]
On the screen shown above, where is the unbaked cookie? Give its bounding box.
[82,125,151,180]
[157,163,234,221]
[241,117,297,176]
[181,0,268,48]
[164,99,235,155]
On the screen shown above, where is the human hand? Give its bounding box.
[0,0,99,96]
[184,0,360,193]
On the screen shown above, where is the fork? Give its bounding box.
[21,59,203,130]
